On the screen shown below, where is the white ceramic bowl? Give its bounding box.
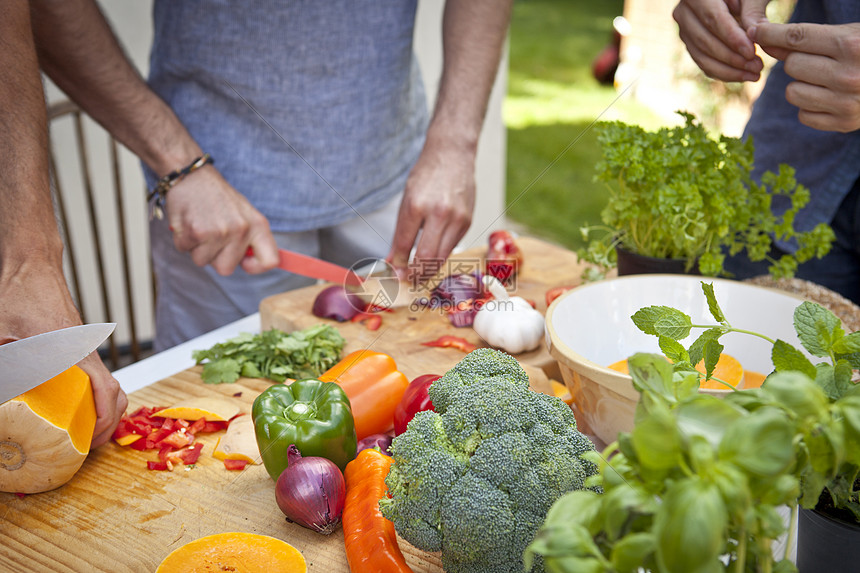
[545,274,807,445]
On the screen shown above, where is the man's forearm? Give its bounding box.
[429,0,513,150]
[0,2,61,266]
[29,0,201,176]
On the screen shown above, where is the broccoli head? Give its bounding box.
[380,349,600,573]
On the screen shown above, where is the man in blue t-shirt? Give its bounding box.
[30,0,512,349]
[674,0,860,303]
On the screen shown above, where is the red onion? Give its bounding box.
[356,433,393,456]
[275,445,346,535]
[311,285,363,322]
[432,273,484,305]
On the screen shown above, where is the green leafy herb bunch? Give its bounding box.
[526,283,860,573]
[578,111,834,278]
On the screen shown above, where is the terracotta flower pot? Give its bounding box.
[797,507,860,573]
[615,246,699,276]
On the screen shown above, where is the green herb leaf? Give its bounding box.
[654,479,727,573]
[687,328,723,367]
[833,332,860,367]
[700,338,724,381]
[658,336,687,363]
[794,301,843,357]
[771,339,817,380]
[632,307,694,340]
[700,282,725,323]
[628,353,676,398]
[610,532,656,573]
[815,361,854,402]
[200,358,241,384]
[719,406,795,476]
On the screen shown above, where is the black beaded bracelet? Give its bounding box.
[147,153,214,220]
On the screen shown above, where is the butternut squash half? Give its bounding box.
[156,532,307,572]
[0,365,96,493]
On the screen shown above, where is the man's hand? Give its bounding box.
[0,261,127,449]
[674,0,769,82]
[387,137,476,279]
[751,22,860,132]
[165,167,279,276]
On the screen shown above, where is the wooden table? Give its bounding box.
[0,237,591,572]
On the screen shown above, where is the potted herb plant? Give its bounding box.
[578,112,834,278]
[527,283,860,573]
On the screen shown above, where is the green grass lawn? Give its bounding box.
[504,0,664,251]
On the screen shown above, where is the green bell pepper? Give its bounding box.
[252,379,357,480]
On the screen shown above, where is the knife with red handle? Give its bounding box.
[245,247,363,287]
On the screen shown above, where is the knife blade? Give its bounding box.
[0,323,116,404]
[246,247,363,287]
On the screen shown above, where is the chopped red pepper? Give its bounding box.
[147,460,171,471]
[115,405,235,471]
[223,459,249,471]
[421,335,478,353]
[188,417,207,435]
[175,443,204,465]
[160,430,194,449]
[351,312,382,331]
[202,420,229,433]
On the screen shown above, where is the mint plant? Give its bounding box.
[578,112,834,278]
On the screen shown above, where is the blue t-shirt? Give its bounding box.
[147,1,428,232]
[745,0,860,251]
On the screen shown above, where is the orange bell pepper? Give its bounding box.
[343,448,413,573]
[319,350,409,440]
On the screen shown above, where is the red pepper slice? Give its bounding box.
[351,312,382,331]
[202,420,229,434]
[188,417,207,435]
[223,459,249,471]
[160,430,193,449]
[421,335,478,353]
[147,460,171,471]
[176,442,204,465]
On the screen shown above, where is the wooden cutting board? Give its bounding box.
[260,237,591,388]
[0,237,591,572]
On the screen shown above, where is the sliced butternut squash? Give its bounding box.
[152,396,241,422]
[156,532,306,572]
[0,365,96,494]
[213,415,260,464]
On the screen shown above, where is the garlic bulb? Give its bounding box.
[472,276,545,354]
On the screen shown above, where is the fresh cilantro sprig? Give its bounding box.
[192,324,345,384]
[578,111,835,278]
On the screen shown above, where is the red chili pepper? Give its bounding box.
[421,335,478,353]
[147,461,170,471]
[393,374,439,436]
[351,312,382,331]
